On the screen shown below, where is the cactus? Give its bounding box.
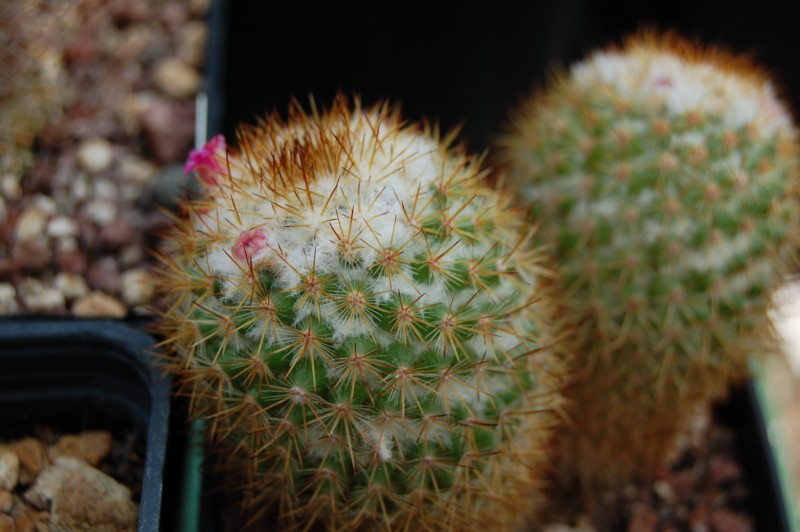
[156,97,565,530]
[501,34,800,490]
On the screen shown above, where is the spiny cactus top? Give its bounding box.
[502,34,800,486]
[158,97,564,530]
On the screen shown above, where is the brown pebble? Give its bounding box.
[668,469,696,503]
[0,206,18,246]
[57,249,88,275]
[99,217,136,249]
[0,258,21,282]
[0,514,14,532]
[119,244,145,269]
[689,501,710,531]
[25,458,137,531]
[177,21,208,66]
[9,438,48,486]
[153,58,201,99]
[160,0,189,26]
[0,490,12,513]
[86,257,121,294]
[138,97,194,163]
[64,35,102,67]
[73,292,127,318]
[709,509,752,532]
[12,238,52,271]
[709,455,742,485]
[142,210,173,235]
[109,0,152,25]
[24,159,57,195]
[48,431,112,467]
[18,278,67,313]
[73,211,98,247]
[13,507,49,532]
[627,504,657,532]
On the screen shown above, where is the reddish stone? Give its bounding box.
[57,249,88,275]
[138,98,194,163]
[86,257,121,294]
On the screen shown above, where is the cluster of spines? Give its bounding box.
[157,97,564,530]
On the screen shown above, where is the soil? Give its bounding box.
[0,0,209,317]
[541,410,755,531]
[0,427,145,531]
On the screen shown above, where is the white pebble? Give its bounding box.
[54,273,90,300]
[177,21,208,66]
[189,0,210,16]
[19,278,66,312]
[77,138,114,174]
[73,292,127,318]
[1,174,22,201]
[653,480,675,503]
[121,268,154,306]
[84,199,118,225]
[0,284,19,315]
[57,237,79,252]
[93,178,119,200]
[15,205,49,241]
[119,244,144,268]
[71,176,91,201]
[32,194,57,216]
[153,58,201,98]
[120,183,139,203]
[119,156,157,184]
[0,449,19,490]
[47,216,79,238]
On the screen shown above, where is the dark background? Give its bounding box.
[219,1,800,153]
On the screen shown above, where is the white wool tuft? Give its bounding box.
[572,48,794,138]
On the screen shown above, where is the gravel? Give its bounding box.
[0,0,208,317]
[1,431,141,532]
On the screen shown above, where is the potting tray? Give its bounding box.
[0,318,171,532]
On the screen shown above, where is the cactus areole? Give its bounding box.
[157,97,563,530]
[503,34,800,487]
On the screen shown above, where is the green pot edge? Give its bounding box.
[751,359,800,532]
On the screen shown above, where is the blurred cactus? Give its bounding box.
[502,33,800,490]
[157,97,565,530]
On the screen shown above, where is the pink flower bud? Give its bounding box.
[184,134,226,185]
[233,228,268,260]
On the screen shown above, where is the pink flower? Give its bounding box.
[653,76,673,88]
[232,228,268,260]
[184,134,226,185]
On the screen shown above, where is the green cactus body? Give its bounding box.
[502,35,800,488]
[157,97,564,530]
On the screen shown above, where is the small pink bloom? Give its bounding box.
[233,228,268,260]
[184,134,226,185]
[653,76,673,88]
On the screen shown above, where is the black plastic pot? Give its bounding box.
[714,381,792,531]
[0,318,171,532]
[180,380,792,532]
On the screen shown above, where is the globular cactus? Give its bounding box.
[156,96,565,530]
[501,34,800,490]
